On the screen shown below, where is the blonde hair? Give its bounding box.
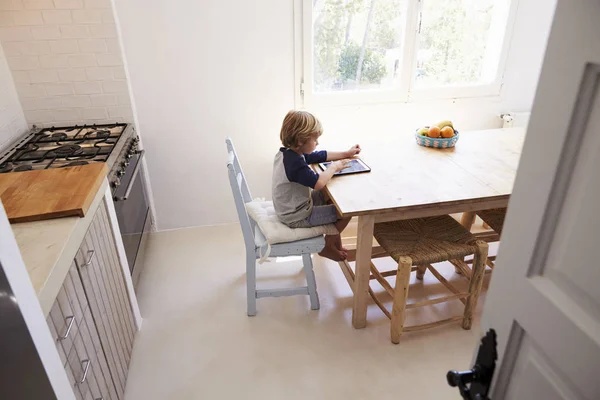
[280,110,323,149]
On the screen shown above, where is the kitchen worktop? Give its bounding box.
[11,179,109,316]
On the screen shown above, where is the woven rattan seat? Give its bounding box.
[476,208,507,235]
[374,215,480,265]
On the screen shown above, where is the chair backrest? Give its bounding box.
[226,138,257,253]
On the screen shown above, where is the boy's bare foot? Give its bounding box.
[337,245,349,259]
[334,234,349,253]
[319,245,347,261]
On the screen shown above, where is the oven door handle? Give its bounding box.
[113,149,145,202]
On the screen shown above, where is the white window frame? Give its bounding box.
[294,0,520,109]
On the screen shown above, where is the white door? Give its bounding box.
[0,202,76,399]
[478,0,600,399]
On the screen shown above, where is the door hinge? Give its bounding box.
[300,79,305,95]
[447,329,498,400]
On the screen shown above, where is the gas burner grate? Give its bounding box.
[53,144,83,157]
[51,132,68,141]
[0,123,127,173]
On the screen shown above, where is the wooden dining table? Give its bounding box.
[321,127,526,329]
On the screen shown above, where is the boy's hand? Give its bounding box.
[346,144,361,157]
[315,159,351,191]
[331,159,351,172]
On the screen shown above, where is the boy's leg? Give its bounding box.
[309,206,347,261]
[335,217,351,232]
[334,217,352,255]
[301,198,348,261]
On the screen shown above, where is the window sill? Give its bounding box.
[302,82,504,109]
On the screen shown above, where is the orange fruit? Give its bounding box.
[441,126,455,138]
[428,126,441,138]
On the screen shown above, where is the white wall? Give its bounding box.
[114,0,295,230]
[0,40,28,149]
[0,0,133,127]
[114,0,556,230]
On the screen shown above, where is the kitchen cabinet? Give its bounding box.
[46,261,118,400]
[46,201,135,400]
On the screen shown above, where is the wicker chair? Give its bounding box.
[465,208,507,271]
[370,215,488,344]
[476,208,507,235]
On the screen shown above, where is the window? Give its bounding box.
[296,0,516,107]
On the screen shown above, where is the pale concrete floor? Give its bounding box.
[124,223,495,400]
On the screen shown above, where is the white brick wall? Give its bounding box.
[0,41,28,149]
[0,0,133,127]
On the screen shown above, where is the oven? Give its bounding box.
[111,142,151,287]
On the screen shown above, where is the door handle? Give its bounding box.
[113,149,145,202]
[79,359,91,384]
[82,250,95,267]
[57,316,75,340]
[447,329,497,400]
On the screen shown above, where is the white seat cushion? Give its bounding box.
[245,200,338,247]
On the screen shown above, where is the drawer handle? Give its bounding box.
[83,250,95,267]
[58,316,75,341]
[79,359,91,384]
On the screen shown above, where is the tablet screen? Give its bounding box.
[318,159,371,175]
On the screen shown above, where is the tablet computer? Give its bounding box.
[318,159,371,176]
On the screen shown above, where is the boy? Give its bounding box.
[272,110,361,261]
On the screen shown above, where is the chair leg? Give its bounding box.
[246,252,257,316]
[302,253,320,310]
[391,256,413,344]
[458,212,477,275]
[416,264,427,280]
[462,241,489,329]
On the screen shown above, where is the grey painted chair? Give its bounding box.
[226,138,322,316]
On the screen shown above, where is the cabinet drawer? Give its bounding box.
[64,260,88,320]
[67,332,92,400]
[80,308,118,400]
[46,312,67,366]
[64,363,79,399]
[78,245,126,399]
[48,291,79,361]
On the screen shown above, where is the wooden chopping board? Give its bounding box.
[0,163,108,223]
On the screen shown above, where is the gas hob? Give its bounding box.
[0,123,129,173]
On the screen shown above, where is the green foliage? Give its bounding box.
[338,42,386,84]
[369,0,403,49]
[314,0,394,90]
[313,0,495,90]
[313,0,362,90]
[418,0,494,85]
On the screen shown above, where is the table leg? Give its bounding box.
[352,215,375,329]
[460,212,476,230]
